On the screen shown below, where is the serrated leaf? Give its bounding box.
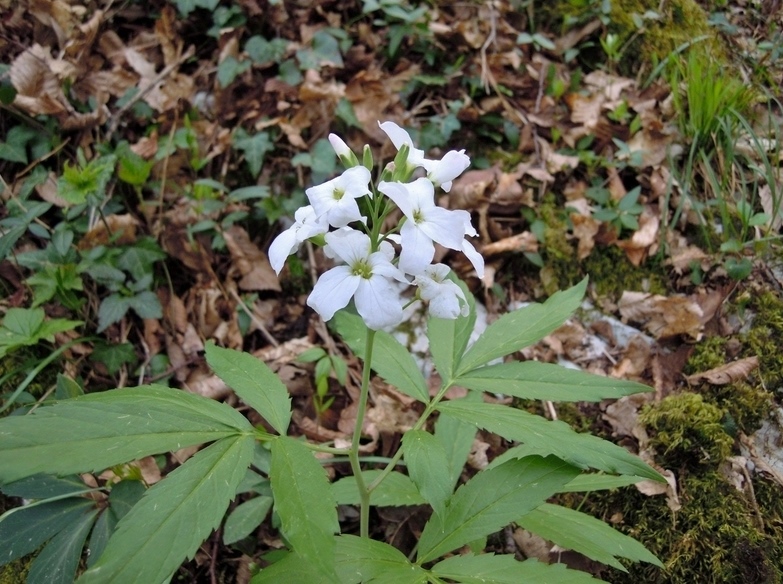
[438,400,662,482]
[403,430,452,517]
[270,436,339,581]
[78,435,254,584]
[127,290,163,319]
[251,552,327,583]
[0,385,252,484]
[97,294,130,332]
[332,311,429,403]
[431,554,603,584]
[457,278,587,375]
[427,275,475,382]
[234,130,274,178]
[417,456,579,563]
[27,507,99,584]
[517,503,662,570]
[0,307,81,358]
[434,394,478,491]
[90,342,137,376]
[205,342,292,435]
[0,498,95,565]
[332,470,425,507]
[335,535,427,584]
[456,361,652,402]
[223,495,273,545]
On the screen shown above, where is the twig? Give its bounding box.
[105,45,195,142]
[479,1,499,93]
[228,287,279,347]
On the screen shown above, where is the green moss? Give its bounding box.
[745,290,783,389]
[684,336,728,375]
[0,557,32,584]
[639,392,733,467]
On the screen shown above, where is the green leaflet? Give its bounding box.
[27,507,99,584]
[222,496,273,545]
[205,341,292,434]
[431,554,603,584]
[332,311,429,403]
[335,534,427,584]
[270,436,339,581]
[433,392,479,491]
[78,434,254,584]
[437,400,663,482]
[0,385,252,484]
[456,278,587,375]
[560,474,646,493]
[403,430,452,517]
[332,470,425,507]
[427,274,475,382]
[417,456,579,563]
[250,552,324,583]
[517,503,663,571]
[456,360,653,402]
[0,498,95,564]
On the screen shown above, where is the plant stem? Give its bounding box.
[349,327,376,538]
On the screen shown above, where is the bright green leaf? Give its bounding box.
[560,474,646,493]
[417,456,579,563]
[434,393,478,491]
[457,278,587,375]
[517,503,662,570]
[332,311,429,402]
[432,554,602,583]
[251,552,327,583]
[78,435,254,584]
[223,495,273,545]
[205,341,292,434]
[0,385,252,484]
[403,430,452,517]
[0,307,81,358]
[455,361,652,402]
[437,400,663,482]
[335,535,427,584]
[332,470,425,507]
[270,436,339,580]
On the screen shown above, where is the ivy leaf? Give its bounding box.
[335,535,427,584]
[205,341,292,435]
[431,554,603,584]
[332,470,425,507]
[270,436,339,581]
[456,278,587,375]
[0,385,252,484]
[417,456,579,563]
[455,361,653,402]
[233,129,274,178]
[403,430,452,517]
[78,435,253,584]
[517,503,662,571]
[437,400,663,482]
[332,311,429,403]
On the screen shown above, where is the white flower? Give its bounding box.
[328,133,352,158]
[378,121,470,191]
[378,177,484,278]
[306,166,371,227]
[307,228,408,330]
[268,205,330,275]
[415,264,469,319]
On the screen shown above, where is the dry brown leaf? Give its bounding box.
[480,232,537,257]
[618,291,703,340]
[635,468,681,512]
[78,214,140,250]
[686,356,760,386]
[223,225,281,292]
[10,44,70,116]
[570,212,600,260]
[616,209,659,266]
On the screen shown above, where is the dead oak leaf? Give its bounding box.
[618,291,703,340]
[686,356,760,386]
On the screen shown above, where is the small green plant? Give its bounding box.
[297,347,349,414]
[0,126,664,583]
[589,184,645,234]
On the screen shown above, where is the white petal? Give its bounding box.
[418,207,471,250]
[306,177,341,217]
[328,133,352,158]
[339,166,372,198]
[399,221,435,275]
[326,198,364,227]
[378,181,415,218]
[268,227,299,275]
[378,121,414,150]
[405,177,437,211]
[307,266,359,321]
[324,229,371,264]
[428,150,470,190]
[428,284,468,318]
[461,239,485,279]
[354,276,404,329]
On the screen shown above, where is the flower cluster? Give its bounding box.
[269,121,483,330]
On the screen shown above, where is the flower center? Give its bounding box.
[332,187,345,201]
[412,208,425,224]
[351,259,373,279]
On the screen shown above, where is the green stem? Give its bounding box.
[367,379,455,492]
[349,327,376,538]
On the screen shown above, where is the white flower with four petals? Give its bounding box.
[268,205,330,275]
[306,165,371,227]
